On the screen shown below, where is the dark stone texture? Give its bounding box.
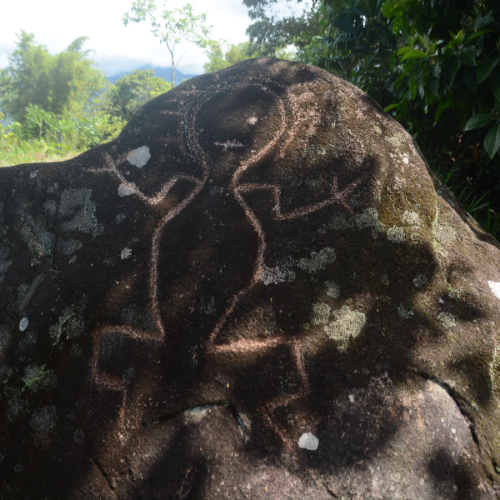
[1,57,500,499]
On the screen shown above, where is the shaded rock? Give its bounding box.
[0,57,500,499]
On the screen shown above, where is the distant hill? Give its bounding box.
[108,64,198,87]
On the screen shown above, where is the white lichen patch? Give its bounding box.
[7,393,28,421]
[413,274,427,288]
[116,213,126,223]
[19,215,54,257]
[127,146,151,168]
[30,170,38,178]
[435,224,457,246]
[437,312,456,329]
[184,405,218,423]
[58,239,82,255]
[398,304,414,319]
[0,365,12,384]
[19,317,29,331]
[385,132,405,148]
[215,140,245,151]
[22,365,57,393]
[0,325,12,359]
[297,247,336,273]
[118,183,136,197]
[17,273,45,313]
[49,305,86,345]
[403,211,421,228]
[261,266,287,285]
[403,156,409,164]
[355,208,384,231]
[60,188,103,237]
[381,275,389,286]
[311,303,331,326]
[74,429,85,445]
[30,406,57,433]
[387,226,405,243]
[325,281,340,298]
[488,281,500,300]
[298,432,319,451]
[121,248,132,260]
[324,306,366,351]
[373,125,382,135]
[43,200,57,217]
[319,208,386,238]
[0,254,12,284]
[247,116,258,125]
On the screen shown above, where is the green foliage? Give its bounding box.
[103,70,171,121]
[318,0,398,107]
[123,0,212,86]
[0,32,107,123]
[0,105,125,168]
[312,0,499,238]
[243,0,321,58]
[0,32,176,168]
[203,41,294,73]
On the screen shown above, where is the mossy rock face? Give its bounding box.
[0,57,499,499]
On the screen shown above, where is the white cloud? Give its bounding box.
[0,0,254,75]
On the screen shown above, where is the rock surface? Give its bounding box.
[1,57,500,499]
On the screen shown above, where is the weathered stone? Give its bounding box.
[0,57,500,499]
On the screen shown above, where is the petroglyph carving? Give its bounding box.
[89,80,366,448]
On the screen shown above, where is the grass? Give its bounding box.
[434,165,500,241]
[0,140,81,168]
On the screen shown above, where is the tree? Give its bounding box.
[243,0,321,58]
[123,0,212,87]
[103,69,172,121]
[203,41,264,73]
[315,0,500,234]
[0,32,107,123]
[317,0,398,108]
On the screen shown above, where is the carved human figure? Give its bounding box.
[90,81,365,453]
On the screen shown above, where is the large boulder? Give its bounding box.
[1,57,500,499]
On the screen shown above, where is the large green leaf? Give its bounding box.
[384,103,399,113]
[494,82,500,102]
[428,76,439,97]
[435,92,453,123]
[457,46,476,66]
[461,66,477,92]
[409,74,417,99]
[484,124,500,159]
[396,46,413,56]
[464,114,492,131]
[401,49,426,61]
[464,30,491,45]
[474,12,494,30]
[447,58,461,86]
[380,1,395,18]
[477,57,500,84]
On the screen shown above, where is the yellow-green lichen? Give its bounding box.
[311,303,331,326]
[324,306,366,351]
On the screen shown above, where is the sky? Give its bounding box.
[0,0,258,76]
